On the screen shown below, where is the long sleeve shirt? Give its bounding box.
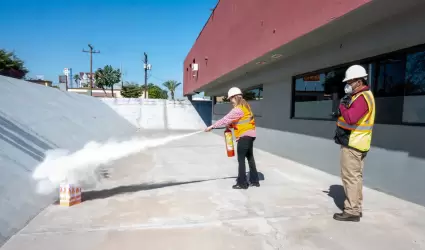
[212,107,256,138]
[339,86,369,125]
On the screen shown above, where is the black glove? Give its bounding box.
[336,108,341,117]
[331,108,342,118]
[340,95,351,108]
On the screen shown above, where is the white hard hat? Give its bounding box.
[343,65,368,82]
[227,87,242,98]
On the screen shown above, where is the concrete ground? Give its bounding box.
[2,132,425,250]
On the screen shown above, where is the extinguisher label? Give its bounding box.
[225,133,233,150]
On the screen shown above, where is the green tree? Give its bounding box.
[148,83,168,99]
[94,65,121,97]
[121,82,142,98]
[0,49,29,79]
[162,80,181,100]
[73,74,80,86]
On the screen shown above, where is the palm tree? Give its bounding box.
[0,49,28,79]
[94,65,121,97]
[73,74,80,87]
[162,80,181,100]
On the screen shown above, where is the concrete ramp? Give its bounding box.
[0,76,137,246]
[2,132,425,250]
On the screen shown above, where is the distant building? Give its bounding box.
[79,72,95,88]
[27,79,53,87]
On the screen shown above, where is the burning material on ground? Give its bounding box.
[59,183,81,206]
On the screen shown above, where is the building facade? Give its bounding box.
[184,0,425,206]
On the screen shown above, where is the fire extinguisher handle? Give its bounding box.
[212,127,226,130]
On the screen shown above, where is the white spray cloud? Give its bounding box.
[32,131,202,195]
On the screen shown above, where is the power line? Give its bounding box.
[150,74,166,82]
[82,44,100,96]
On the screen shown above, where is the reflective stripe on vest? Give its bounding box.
[336,120,373,131]
[235,116,254,125]
[361,90,375,123]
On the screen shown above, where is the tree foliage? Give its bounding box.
[120,82,167,99]
[162,80,181,100]
[73,74,80,86]
[148,83,168,99]
[0,49,28,79]
[94,65,121,97]
[121,82,142,98]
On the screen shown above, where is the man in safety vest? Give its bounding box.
[204,87,260,189]
[333,65,376,222]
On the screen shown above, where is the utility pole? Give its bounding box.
[82,44,100,96]
[120,63,123,88]
[143,52,148,99]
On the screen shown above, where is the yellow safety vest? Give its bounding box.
[232,104,256,139]
[336,90,375,152]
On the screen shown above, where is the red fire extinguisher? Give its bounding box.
[224,127,235,157]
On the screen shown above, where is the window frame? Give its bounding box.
[213,84,264,117]
[290,43,425,127]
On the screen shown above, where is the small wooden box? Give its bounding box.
[59,183,82,206]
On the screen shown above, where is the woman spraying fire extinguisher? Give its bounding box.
[204,87,260,189]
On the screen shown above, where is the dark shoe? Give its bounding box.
[250,182,260,187]
[232,184,248,189]
[333,212,360,222]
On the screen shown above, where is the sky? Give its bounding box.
[0,0,217,98]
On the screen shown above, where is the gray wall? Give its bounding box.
[211,5,425,206]
[0,76,137,246]
[191,100,213,127]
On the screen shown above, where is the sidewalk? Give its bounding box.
[2,132,425,250]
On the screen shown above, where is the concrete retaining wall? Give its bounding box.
[0,76,137,246]
[100,98,212,130]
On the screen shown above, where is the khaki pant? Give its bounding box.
[340,146,367,216]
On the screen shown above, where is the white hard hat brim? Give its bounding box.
[227,93,241,99]
[343,73,368,82]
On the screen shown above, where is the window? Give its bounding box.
[405,51,425,95]
[291,44,425,126]
[403,50,425,123]
[213,85,263,116]
[215,85,263,103]
[292,65,368,120]
[242,85,263,101]
[373,54,406,97]
[371,54,406,124]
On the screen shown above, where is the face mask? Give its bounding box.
[344,84,353,94]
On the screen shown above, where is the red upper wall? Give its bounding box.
[183,0,370,95]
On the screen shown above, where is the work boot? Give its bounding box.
[250,182,260,187]
[232,183,248,189]
[333,212,360,222]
